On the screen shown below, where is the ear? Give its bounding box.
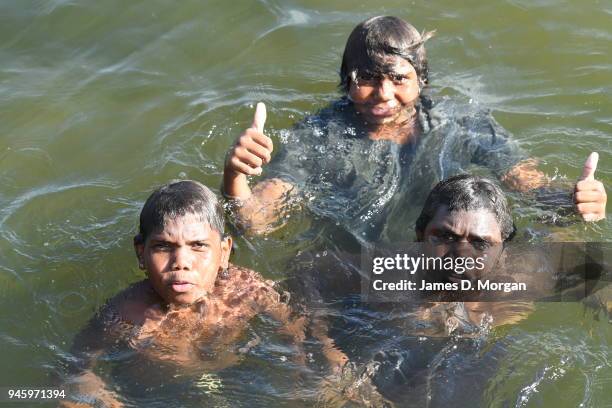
[220,236,232,270]
[133,235,145,270]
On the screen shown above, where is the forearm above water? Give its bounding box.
[226,177,296,235]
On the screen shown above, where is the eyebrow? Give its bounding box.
[436,224,495,242]
[384,63,415,75]
[147,237,211,244]
[468,233,495,242]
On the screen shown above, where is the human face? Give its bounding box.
[135,213,232,306]
[419,207,503,281]
[348,55,420,126]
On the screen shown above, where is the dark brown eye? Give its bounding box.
[390,74,409,84]
[429,232,456,245]
[471,240,491,250]
[192,242,209,250]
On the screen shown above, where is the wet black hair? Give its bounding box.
[339,16,433,93]
[415,174,516,242]
[135,180,225,244]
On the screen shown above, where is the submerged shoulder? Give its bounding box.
[425,95,505,135]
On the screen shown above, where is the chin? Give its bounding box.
[365,111,403,126]
[167,292,200,306]
[374,118,402,128]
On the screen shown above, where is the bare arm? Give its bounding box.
[58,285,153,408]
[60,313,125,408]
[309,313,349,374]
[501,153,606,221]
[227,178,296,235]
[500,158,549,192]
[256,279,307,351]
[223,102,296,234]
[60,369,123,408]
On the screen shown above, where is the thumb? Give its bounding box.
[580,152,599,181]
[251,102,266,133]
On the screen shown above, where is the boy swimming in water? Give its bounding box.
[61,181,303,407]
[222,16,606,236]
[413,174,528,331]
[304,175,521,406]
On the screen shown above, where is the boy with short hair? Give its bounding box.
[61,180,303,407]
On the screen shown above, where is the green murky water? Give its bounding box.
[0,0,610,406]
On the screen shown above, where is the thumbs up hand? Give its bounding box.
[225,102,274,177]
[574,152,607,221]
[223,103,274,200]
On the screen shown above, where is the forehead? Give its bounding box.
[426,206,502,240]
[367,55,416,75]
[148,213,219,240]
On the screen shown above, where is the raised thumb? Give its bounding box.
[580,152,599,181]
[251,102,266,133]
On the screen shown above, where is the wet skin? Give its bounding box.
[221,56,422,232]
[134,214,231,305]
[62,216,304,407]
[415,207,534,331]
[418,206,504,283]
[126,215,302,362]
[348,55,420,128]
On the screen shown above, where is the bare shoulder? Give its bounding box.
[224,264,274,286]
[102,280,163,326]
[71,280,160,355]
[215,264,282,309]
[237,178,297,235]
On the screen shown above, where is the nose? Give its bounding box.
[442,239,472,261]
[171,246,193,271]
[449,240,473,257]
[374,78,394,101]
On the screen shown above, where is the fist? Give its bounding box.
[574,152,607,221]
[225,102,274,177]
